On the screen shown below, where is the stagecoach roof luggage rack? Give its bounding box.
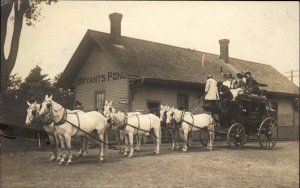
[236,94,268,102]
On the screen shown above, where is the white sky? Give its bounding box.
[6,1,299,86]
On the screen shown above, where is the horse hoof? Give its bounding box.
[58,161,64,165]
[170,148,175,151]
[49,156,56,161]
[128,154,133,158]
[66,162,71,165]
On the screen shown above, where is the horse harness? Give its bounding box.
[46,102,81,136]
[173,110,207,130]
[46,101,118,149]
[119,114,161,140]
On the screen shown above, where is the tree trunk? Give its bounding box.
[1,0,28,94]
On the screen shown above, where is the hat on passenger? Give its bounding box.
[237,73,243,79]
[207,74,212,79]
[245,71,251,76]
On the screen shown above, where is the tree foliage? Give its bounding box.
[2,66,75,129]
[51,72,75,110]
[20,65,52,103]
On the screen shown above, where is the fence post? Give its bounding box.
[37,131,41,147]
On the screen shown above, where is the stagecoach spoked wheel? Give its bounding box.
[199,128,209,147]
[258,117,278,149]
[227,123,246,147]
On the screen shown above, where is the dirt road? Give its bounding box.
[1,140,299,188]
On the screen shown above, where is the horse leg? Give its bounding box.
[97,130,105,162]
[188,131,192,148]
[82,136,88,157]
[54,131,62,162]
[123,134,129,156]
[48,134,57,161]
[128,132,134,158]
[182,130,189,152]
[64,134,72,165]
[135,134,140,151]
[154,128,161,154]
[169,129,175,151]
[179,130,185,150]
[207,123,214,151]
[58,134,66,165]
[77,137,84,158]
[119,132,125,154]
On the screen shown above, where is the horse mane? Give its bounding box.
[51,99,64,110]
[111,111,126,125]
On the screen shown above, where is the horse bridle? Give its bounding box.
[27,104,40,123]
[41,100,66,126]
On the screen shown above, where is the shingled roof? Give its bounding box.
[58,29,299,95]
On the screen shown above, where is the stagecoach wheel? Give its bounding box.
[199,128,209,147]
[227,123,246,147]
[258,117,278,149]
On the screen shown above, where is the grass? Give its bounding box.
[1,140,299,188]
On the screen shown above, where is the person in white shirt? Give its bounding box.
[222,73,231,88]
[204,74,219,106]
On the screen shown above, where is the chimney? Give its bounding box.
[219,39,230,63]
[109,13,123,45]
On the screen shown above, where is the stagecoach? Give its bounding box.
[201,93,278,149]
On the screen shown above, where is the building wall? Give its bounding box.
[131,85,203,113]
[74,46,129,112]
[272,97,299,139]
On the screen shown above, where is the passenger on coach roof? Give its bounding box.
[222,73,231,88]
[204,74,219,106]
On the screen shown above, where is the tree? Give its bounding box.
[20,65,52,102]
[1,73,24,125]
[52,72,75,110]
[1,0,56,94]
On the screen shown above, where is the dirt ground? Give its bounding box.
[0,139,299,188]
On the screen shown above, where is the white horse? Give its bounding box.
[105,101,142,154]
[159,105,180,151]
[103,101,161,157]
[39,95,108,164]
[166,107,215,152]
[25,101,64,161]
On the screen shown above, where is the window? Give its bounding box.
[177,94,189,110]
[95,91,105,113]
[147,100,160,117]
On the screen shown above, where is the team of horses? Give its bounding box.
[25,95,215,165]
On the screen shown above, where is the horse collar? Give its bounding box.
[54,108,67,126]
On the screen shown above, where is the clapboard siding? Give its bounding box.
[74,46,129,112]
[276,98,297,127]
[132,85,204,114]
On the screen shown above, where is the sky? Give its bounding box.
[5,1,299,86]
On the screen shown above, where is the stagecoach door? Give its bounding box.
[95,91,105,113]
